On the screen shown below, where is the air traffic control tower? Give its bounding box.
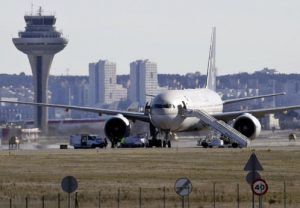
[13,7,68,132]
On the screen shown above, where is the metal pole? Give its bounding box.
[25,196,28,208]
[237,183,240,208]
[98,191,101,208]
[252,190,255,208]
[213,182,216,208]
[139,187,142,208]
[9,198,12,208]
[187,187,190,208]
[42,195,45,208]
[68,193,70,208]
[187,194,190,208]
[58,193,61,208]
[259,195,262,208]
[117,188,120,208]
[163,186,166,208]
[284,181,286,208]
[75,192,78,208]
[182,196,184,208]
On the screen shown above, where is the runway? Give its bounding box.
[161,129,300,149]
[1,130,299,151]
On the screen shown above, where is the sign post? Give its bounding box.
[61,176,78,208]
[252,178,268,208]
[244,153,264,208]
[174,178,192,208]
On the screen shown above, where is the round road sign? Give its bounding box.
[174,178,192,197]
[61,176,78,193]
[252,178,268,196]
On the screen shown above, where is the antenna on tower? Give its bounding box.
[31,2,34,15]
[38,6,43,16]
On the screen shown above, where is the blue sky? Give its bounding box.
[1,0,300,75]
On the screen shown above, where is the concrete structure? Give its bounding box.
[129,59,159,105]
[12,7,68,132]
[283,80,300,107]
[261,114,280,130]
[89,60,127,106]
[114,84,128,102]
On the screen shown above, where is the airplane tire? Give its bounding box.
[148,140,153,148]
[232,143,238,148]
[156,139,162,147]
[202,142,208,148]
[167,141,171,148]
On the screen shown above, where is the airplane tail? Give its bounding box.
[206,27,217,91]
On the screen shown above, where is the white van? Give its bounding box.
[70,134,107,149]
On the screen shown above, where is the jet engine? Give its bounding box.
[232,113,261,140]
[104,114,130,142]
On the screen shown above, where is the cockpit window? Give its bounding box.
[153,104,175,108]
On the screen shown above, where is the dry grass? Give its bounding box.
[0,147,300,207]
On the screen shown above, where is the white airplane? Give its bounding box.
[2,27,300,148]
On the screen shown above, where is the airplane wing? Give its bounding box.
[211,105,300,121]
[222,92,285,105]
[0,100,150,122]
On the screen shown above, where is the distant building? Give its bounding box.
[261,114,280,130]
[282,80,300,107]
[114,84,128,102]
[0,86,34,122]
[88,60,127,106]
[129,59,159,105]
[75,81,89,106]
[254,68,279,75]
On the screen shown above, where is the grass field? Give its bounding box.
[0,147,300,207]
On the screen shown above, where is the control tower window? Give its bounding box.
[44,18,55,25]
[32,19,43,25]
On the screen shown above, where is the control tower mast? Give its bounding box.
[13,7,68,132]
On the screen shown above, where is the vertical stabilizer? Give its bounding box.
[206,27,217,91]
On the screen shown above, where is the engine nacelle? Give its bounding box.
[104,114,130,142]
[233,113,261,140]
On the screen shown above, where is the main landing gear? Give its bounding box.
[148,124,161,147]
[148,125,172,148]
[110,138,119,148]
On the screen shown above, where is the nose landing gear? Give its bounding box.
[163,140,171,148]
[162,130,171,148]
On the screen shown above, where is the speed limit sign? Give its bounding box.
[252,178,268,196]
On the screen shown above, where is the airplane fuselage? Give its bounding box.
[149,88,223,132]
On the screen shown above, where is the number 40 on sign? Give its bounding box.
[252,178,268,196]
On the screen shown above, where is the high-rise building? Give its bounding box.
[89,60,127,106]
[12,7,68,132]
[129,59,159,105]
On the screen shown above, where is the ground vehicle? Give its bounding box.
[119,135,148,148]
[70,134,107,149]
[199,137,224,148]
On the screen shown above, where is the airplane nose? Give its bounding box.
[149,94,183,130]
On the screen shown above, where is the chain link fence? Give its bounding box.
[1,181,300,208]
